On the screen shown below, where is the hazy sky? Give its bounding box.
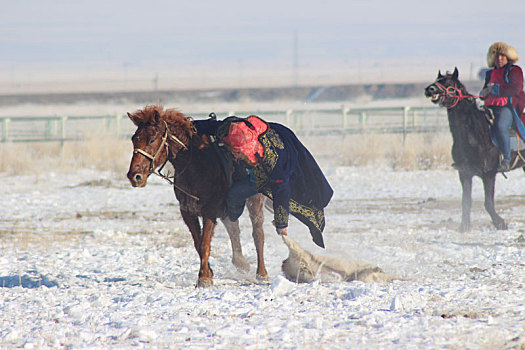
[1,0,525,93]
[3,0,525,67]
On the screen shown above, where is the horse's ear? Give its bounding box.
[437,70,443,79]
[127,112,140,126]
[452,67,459,79]
[153,110,160,124]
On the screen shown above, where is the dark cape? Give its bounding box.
[193,118,333,248]
[257,123,333,247]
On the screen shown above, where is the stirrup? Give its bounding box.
[498,159,511,172]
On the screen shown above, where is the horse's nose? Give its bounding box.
[425,85,437,96]
[127,170,144,187]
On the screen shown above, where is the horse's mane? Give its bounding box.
[455,78,471,97]
[443,71,471,97]
[129,104,195,136]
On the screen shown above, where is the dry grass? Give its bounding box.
[340,132,453,170]
[300,132,453,170]
[0,130,132,175]
[0,132,453,175]
[62,129,132,172]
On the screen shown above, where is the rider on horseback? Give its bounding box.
[479,42,525,172]
[194,115,333,248]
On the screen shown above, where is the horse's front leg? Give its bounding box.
[221,217,250,272]
[458,171,472,232]
[247,194,268,281]
[196,217,216,288]
[482,174,507,230]
[180,209,202,256]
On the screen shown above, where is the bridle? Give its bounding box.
[432,81,478,109]
[133,120,188,171]
[134,121,167,173]
[133,121,200,200]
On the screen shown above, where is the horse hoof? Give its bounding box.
[459,223,471,233]
[256,274,270,283]
[232,256,250,272]
[196,279,213,288]
[494,220,508,230]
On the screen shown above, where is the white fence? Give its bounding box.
[0,106,448,144]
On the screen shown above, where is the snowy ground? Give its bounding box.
[1,165,524,349]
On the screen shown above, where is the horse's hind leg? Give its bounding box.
[482,174,507,230]
[221,217,250,272]
[247,194,268,281]
[459,172,472,232]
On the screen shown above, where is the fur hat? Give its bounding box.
[487,42,519,67]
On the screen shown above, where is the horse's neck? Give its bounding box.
[448,101,484,129]
[447,101,492,145]
[165,121,197,158]
[168,135,204,167]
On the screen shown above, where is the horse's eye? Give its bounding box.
[149,139,155,145]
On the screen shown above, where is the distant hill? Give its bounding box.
[0,81,483,106]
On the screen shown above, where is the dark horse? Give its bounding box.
[127,105,268,287]
[424,67,525,231]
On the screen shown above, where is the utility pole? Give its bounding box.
[293,30,299,87]
[153,73,159,91]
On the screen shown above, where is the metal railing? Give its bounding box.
[0,114,125,144]
[0,106,448,144]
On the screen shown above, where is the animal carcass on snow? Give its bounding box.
[281,235,396,283]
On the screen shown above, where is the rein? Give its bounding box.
[433,82,480,109]
[133,120,200,201]
[156,143,199,201]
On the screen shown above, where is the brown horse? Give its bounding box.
[126,105,268,287]
[424,68,525,231]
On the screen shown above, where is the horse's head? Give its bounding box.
[424,67,468,108]
[127,106,170,187]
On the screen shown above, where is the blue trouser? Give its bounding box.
[490,105,513,162]
[226,175,258,222]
